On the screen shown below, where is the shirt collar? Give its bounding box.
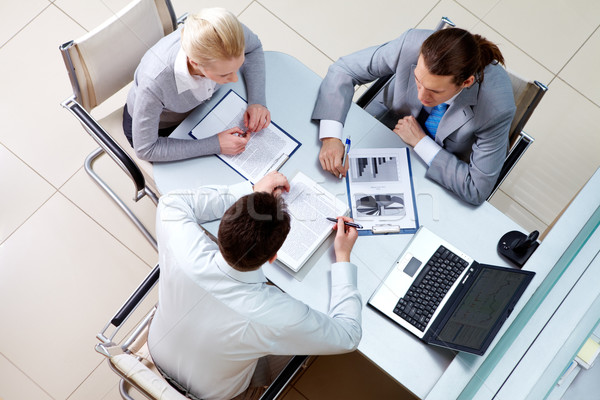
[214,253,268,284]
[445,88,463,106]
[174,47,199,94]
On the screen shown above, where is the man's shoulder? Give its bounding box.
[392,28,433,49]
[479,64,516,112]
[241,285,313,327]
[382,29,433,67]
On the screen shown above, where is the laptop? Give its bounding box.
[368,226,535,355]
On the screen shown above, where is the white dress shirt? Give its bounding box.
[148,182,363,400]
[319,91,462,166]
[173,48,217,103]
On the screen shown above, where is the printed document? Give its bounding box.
[277,172,349,272]
[347,148,418,233]
[189,90,300,183]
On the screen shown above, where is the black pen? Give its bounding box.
[326,217,363,229]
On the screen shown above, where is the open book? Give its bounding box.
[189,89,301,184]
[346,147,418,234]
[277,172,349,272]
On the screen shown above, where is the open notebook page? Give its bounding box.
[277,172,349,272]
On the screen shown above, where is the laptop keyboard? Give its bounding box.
[393,245,469,331]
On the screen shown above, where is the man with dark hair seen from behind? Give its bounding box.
[148,171,362,400]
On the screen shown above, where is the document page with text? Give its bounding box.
[278,172,349,272]
[189,90,300,183]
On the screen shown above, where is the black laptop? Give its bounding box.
[368,226,535,355]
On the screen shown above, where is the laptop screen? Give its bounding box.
[427,265,534,355]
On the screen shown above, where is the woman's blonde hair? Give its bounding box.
[181,8,245,65]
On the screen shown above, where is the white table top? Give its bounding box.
[153,51,525,398]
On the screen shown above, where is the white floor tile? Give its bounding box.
[471,21,554,86]
[416,0,480,32]
[559,27,600,107]
[500,78,600,225]
[481,0,600,74]
[173,0,252,16]
[66,360,126,400]
[54,0,132,32]
[455,0,502,20]
[0,0,48,48]
[0,144,54,244]
[489,189,548,234]
[0,353,53,400]
[0,193,152,399]
[238,2,334,78]
[0,5,97,188]
[259,0,438,61]
[60,153,158,267]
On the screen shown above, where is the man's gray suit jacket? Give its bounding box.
[312,29,516,205]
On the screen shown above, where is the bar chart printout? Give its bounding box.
[347,148,418,233]
[352,156,399,183]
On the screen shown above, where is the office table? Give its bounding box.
[153,51,526,399]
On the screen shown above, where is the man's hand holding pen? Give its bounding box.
[331,216,359,263]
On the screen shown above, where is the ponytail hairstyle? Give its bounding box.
[420,28,505,86]
[181,8,245,66]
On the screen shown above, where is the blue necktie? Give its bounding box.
[424,103,449,139]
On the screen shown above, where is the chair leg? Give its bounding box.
[84,147,158,251]
[119,379,137,400]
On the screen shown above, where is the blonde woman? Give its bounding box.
[123,8,270,162]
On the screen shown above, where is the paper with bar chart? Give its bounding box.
[347,148,418,234]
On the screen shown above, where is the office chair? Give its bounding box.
[96,264,309,400]
[59,0,183,249]
[355,17,548,200]
[491,70,548,198]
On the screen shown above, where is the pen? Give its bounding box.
[338,136,351,179]
[326,217,363,229]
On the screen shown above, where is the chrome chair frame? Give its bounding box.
[96,265,308,400]
[59,0,186,251]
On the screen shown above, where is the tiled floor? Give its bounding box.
[0,0,598,399]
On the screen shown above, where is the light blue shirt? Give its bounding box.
[149,182,362,400]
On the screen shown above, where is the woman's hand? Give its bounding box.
[218,127,249,155]
[244,104,271,133]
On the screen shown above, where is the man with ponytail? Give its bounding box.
[313,28,515,205]
[123,8,271,162]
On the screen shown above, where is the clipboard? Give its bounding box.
[188,89,301,184]
[345,147,419,235]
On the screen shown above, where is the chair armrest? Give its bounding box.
[355,75,394,109]
[260,355,308,400]
[489,131,534,199]
[111,265,160,328]
[110,354,187,400]
[61,97,147,198]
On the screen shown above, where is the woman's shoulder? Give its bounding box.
[138,30,181,79]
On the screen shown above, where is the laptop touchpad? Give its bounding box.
[397,253,421,277]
